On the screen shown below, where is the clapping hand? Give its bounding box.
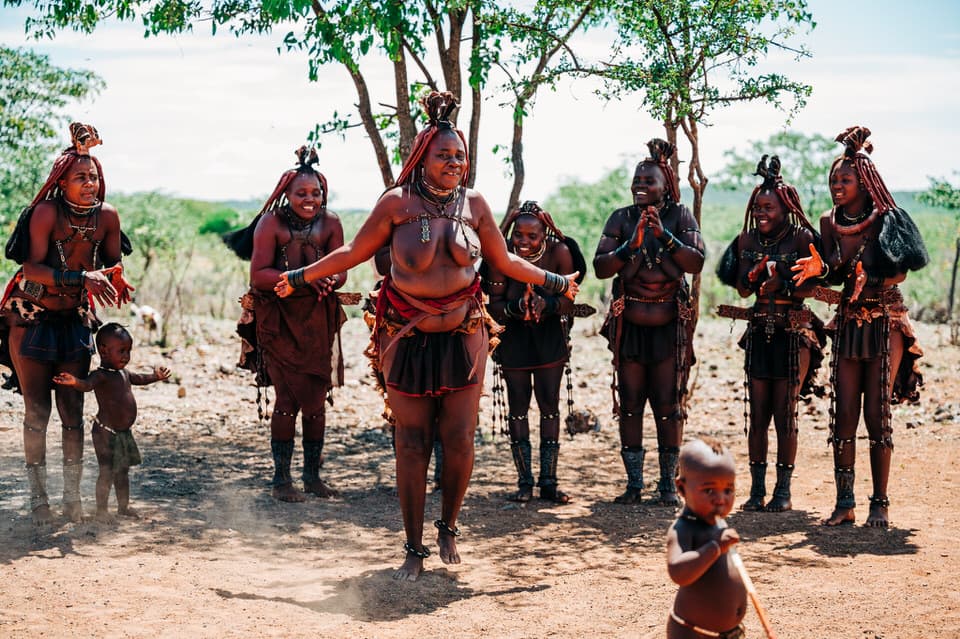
[791,244,825,286]
[850,261,866,303]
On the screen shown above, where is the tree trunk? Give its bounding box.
[949,236,959,320]
[507,102,526,215]
[466,8,481,187]
[393,46,416,163]
[345,64,394,188]
[679,115,707,327]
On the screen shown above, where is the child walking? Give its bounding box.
[666,438,747,638]
[54,323,170,521]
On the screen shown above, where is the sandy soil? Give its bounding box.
[1,313,958,639]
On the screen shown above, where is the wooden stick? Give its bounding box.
[730,550,777,639]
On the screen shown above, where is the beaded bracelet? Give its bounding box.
[505,298,525,319]
[660,229,679,253]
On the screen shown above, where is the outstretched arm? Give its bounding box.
[276,194,395,297]
[129,366,171,386]
[475,193,578,299]
[53,371,97,392]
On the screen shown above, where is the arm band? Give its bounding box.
[505,299,525,319]
[286,268,307,289]
[541,271,570,295]
[614,242,636,262]
[56,270,85,287]
[660,229,680,253]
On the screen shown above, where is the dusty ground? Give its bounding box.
[0,312,958,639]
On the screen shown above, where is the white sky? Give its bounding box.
[2,1,959,211]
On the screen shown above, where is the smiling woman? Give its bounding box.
[272,90,580,582]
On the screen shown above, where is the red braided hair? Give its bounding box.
[636,138,681,203]
[29,122,105,208]
[829,126,897,214]
[394,91,469,188]
[743,154,815,234]
[259,145,329,215]
[500,200,565,240]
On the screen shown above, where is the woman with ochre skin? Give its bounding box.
[274,92,579,581]
[594,138,704,506]
[485,201,578,504]
[227,146,347,502]
[0,123,133,525]
[792,126,927,528]
[716,155,825,513]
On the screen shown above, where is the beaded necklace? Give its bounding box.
[512,241,546,263]
[414,179,463,243]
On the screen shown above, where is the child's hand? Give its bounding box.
[155,366,171,381]
[716,527,740,553]
[53,372,78,386]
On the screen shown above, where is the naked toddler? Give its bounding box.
[54,323,170,520]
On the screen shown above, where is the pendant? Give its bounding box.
[420,215,431,243]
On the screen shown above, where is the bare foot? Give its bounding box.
[303,479,339,498]
[740,495,766,511]
[614,487,643,504]
[865,499,890,528]
[506,486,533,503]
[393,554,424,582]
[436,532,461,565]
[821,507,855,526]
[271,484,306,503]
[764,496,792,512]
[63,501,84,523]
[95,510,116,524]
[118,506,141,519]
[32,504,53,526]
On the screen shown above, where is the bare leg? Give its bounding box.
[9,325,54,525]
[302,397,338,498]
[54,357,88,523]
[823,356,862,526]
[92,425,115,522]
[269,377,304,503]
[436,381,484,565]
[743,377,772,511]
[863,331,903,528]
[503,369,534,502]
[389,392,437,581]
[533,365,569,503]
[115,469,139,518]
[615,359,648,504]
[651,354,682,507]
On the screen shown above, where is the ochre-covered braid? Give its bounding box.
[829,126,897,214]
[29,122,106,208]
[638,138,681,203]
[742,154,816,233]
[394,91,470,188]
[259,145,329,215]
[500,200,565,241]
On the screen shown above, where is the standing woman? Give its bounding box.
[485,201,584,504]
[793,126,927,528]
[594,139,704,506]
[0,123,133,524]
[275,92,579,581]
[226,146,346,502]
[716,155,826,512]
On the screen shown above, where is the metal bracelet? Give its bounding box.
[541,271,569,295]
[287,268,307,289]
[614,242,636,262]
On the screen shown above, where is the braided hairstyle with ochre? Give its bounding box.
[636,138,681,204]
[259,145,328,216]
[829,126,897,214]
[394,91,470,188]
[30,122,105,208]
[742,155,815,233]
